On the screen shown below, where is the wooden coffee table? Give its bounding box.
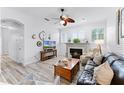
[54,58,79,82]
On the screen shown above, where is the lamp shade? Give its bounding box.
[95,39,104,44]
[95,39,104,55]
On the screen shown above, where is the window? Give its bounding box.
[92,28,104,41]
[60,30,86,43]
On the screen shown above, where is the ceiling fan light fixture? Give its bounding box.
[62,15,68,19]
[44,8,75,26]
[60,20,65,25]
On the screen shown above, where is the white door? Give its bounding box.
[1,28,9,55]
[15,37,24,63]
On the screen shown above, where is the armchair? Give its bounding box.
[80,47,101,66]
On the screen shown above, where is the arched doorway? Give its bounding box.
[1,18,24,63]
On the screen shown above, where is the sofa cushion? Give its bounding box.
[110,60,124,85]
[77,60,97,85]
[93,62,114,85]
[93,55,103,65]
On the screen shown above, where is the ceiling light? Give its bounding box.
[60,20,65,25]
[62,15,68,19]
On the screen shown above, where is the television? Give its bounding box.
[43,41,56,49]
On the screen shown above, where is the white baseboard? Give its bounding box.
[23,57,40,66]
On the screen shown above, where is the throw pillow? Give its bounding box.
[93,62,114,85]
[93,55,103,65]
[85,60,96,70]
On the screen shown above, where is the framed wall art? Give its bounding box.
[36,41,42,47]
[117,8,124,45]
[121,8,124,38]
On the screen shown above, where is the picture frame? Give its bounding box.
[32,34,36,39]
[36,41,42,47]
[117,8,124,45]
[121,8,124,38]
[39,31,46,41]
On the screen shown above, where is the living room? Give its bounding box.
[0,7,124,85]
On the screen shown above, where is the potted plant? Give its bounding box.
[73,38,80,43]
[48,34,51,40]
[68,38,71,43]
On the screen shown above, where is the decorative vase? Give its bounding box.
[68,39,71,43]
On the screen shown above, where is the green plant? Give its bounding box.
[48,34,51,40]
[73,38,80,43]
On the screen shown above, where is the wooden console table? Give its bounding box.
[40,49,57,61]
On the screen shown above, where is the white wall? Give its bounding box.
[59,21,106,56]
[0,29,1,55]
[1,8,25,63]
[59,8,124,56]
[1,7,123,65]
[0,8,1,55]
[1,8,59,65]
[1,8,38,65]
[106,9,124,55]
[1,19,24,63]
[1,28,9,55]
[61,21,106,43]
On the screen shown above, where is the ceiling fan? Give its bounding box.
[44,8,75,26]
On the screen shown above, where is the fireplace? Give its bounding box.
[70,48,83,59]
[65,43,88,58]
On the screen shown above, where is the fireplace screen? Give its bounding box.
[70,48,83,59]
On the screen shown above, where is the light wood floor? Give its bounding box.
[0,55,84,85]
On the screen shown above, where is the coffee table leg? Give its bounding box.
[54,66,56,78]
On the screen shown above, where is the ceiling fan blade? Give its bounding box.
[51,18,60,20]
[44,18,50,21]
[63,21,67,26]
[60,15,69,20]
[54,20,60,24]
[66,18,75,23]
[60,16,63,20]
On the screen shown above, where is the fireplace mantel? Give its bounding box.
[65,43,89,57]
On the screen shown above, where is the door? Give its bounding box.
[1,28,9,55]
[15,37,24,63]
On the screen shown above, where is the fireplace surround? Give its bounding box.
[65,43,88,58]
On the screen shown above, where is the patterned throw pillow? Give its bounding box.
[85,60,97,70]
[78,60,98,85]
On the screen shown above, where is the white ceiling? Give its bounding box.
[10,7,117,27]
